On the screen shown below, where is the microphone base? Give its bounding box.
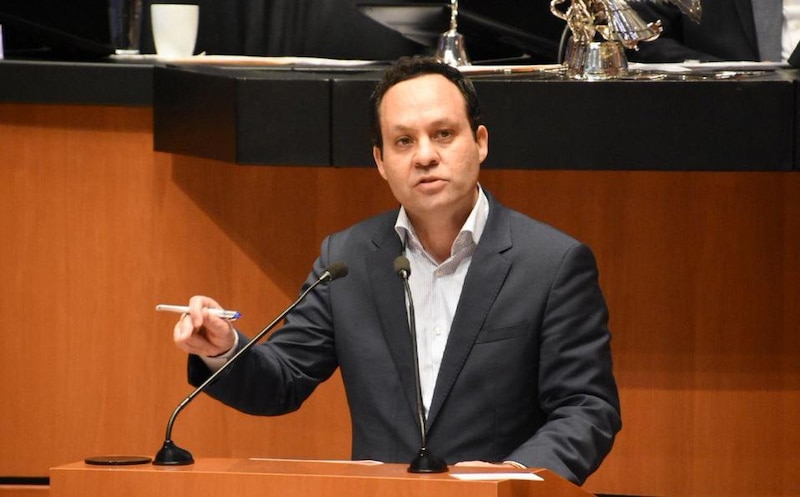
[153,440,194,466]
[408,447,448,473]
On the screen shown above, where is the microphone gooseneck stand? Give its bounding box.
[394,256,448,473]
[153,262,349,465]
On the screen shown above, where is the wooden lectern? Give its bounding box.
[50,458,595,497]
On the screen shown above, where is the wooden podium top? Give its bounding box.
[50,458,594,497]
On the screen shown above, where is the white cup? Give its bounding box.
[150,4,199,58]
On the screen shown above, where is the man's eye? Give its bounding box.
[395,137,412,146]
[437,130,454,139]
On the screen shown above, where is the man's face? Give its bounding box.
[373,74,488,223]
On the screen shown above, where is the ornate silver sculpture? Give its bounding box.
[550,0,702,79]
[435,0,470,67]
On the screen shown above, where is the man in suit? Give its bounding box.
[173,56,621,485]
[628,0,795,63]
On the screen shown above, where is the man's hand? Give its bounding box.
[173,295,237,357]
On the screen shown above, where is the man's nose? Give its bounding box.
[414,138,439,167]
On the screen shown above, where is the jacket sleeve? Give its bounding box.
[505,243,622,485]
[187,251,340,417]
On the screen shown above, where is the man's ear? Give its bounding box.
[373,146,387,180]
[476,125,489,164]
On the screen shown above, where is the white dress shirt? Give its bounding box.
[783,0,800,61]
[394,187,489,416]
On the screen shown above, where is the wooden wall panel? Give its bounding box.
[1,103,797,497]
[0,486,48,497]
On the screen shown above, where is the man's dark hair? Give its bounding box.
[369,56,482,151]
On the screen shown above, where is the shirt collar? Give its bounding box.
[394,185,490,253]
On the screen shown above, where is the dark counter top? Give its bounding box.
[152,64,337,166]
[155,64,799,170]
[0,59,153,106]
[332,69,797,171]
[2,59,798,170]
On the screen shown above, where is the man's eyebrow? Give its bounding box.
[387,124,414,133]
[387,118,457,133]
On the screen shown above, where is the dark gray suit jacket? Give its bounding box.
[190,191,621,484]
[628,0,763,62]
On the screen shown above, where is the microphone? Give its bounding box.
[393,256,448,474]
[153,261,349,465]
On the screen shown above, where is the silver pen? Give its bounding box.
[155,304,241,321]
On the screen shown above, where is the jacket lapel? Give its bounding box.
[748,0,782,60]
[426,194,513,428]
[366,217,421,421]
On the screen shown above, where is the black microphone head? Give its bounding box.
[324,262,349,282]
[393,256,411,278]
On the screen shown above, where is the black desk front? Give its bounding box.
[153,64,799,171]
[1,59,797,170]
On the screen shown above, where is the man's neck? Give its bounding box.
[406,189,479,264]
[411,221,461,264]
